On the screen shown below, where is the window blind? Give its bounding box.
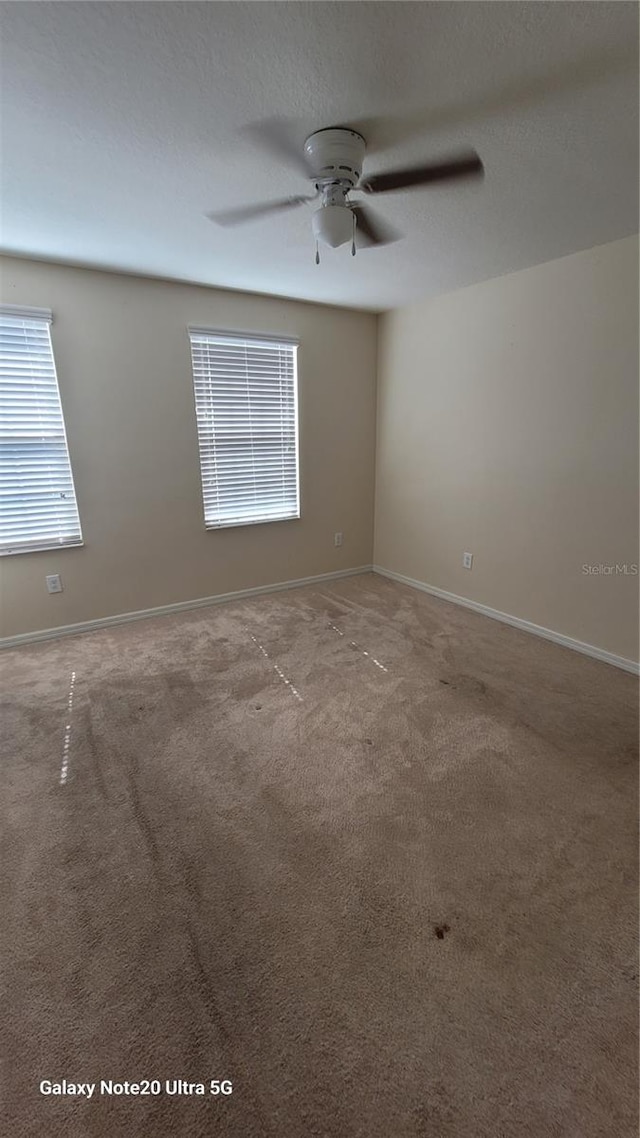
[0,305,83,555]
[189,329,300,529]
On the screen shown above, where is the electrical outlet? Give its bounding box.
[334,532,343,548]
[46,574,63,594]
[462,552,473,570]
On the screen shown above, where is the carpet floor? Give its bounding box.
[1,572,638,1137]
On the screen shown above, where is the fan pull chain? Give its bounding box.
[315,242,320,265]
[351,212,356,257]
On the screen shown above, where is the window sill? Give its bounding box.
[205,514,300,531]
[0,540,85,557]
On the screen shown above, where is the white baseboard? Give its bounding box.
[373,565,639,676]
[6,562,638,675]
[0,565,373,650]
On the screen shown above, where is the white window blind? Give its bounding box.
[189,328,300,529]
[0,305,83,555]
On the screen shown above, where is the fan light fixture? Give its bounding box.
[312,205,354,249]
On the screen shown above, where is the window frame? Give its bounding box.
[0,304,83,557]
[188,326,301,531]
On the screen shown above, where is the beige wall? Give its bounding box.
[0,257,377,637]
[375,235,639,663]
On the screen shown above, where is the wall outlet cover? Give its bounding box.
[463,552,473,570]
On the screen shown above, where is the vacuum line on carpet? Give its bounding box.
[59,670,76,785]
[247,632,303,702]
[326,622,389,673]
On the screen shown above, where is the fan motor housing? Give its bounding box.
[304,128,366,188]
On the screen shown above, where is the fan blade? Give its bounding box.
[207,196,313,227]
[352,205,400,248]
[361,151,484,194]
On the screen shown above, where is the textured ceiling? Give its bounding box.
[1,1,638,311]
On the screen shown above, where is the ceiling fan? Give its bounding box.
[207,126,484,262]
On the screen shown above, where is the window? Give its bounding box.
[0,305,83,555]
[189,328,300,529]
